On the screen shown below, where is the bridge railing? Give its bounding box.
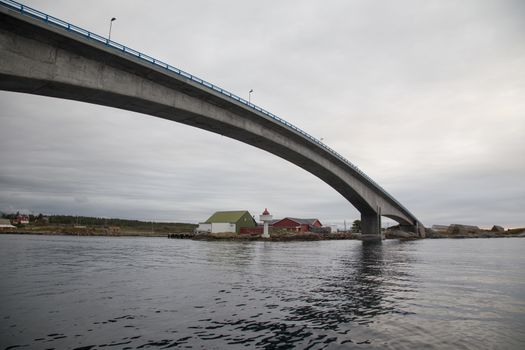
[0,0,415,220]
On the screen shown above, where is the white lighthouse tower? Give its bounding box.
[259,208,273,238]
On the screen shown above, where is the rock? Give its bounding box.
[385,230,417,239]
[428,232,446,239]
[491,225,505,232]
[425,228,439,238]
[431,225,449,232]
[479,232,498,238]
[447,224,481,236]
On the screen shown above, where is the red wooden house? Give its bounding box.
[12,214,29,225]
[271,218,322,232]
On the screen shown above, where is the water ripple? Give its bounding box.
[1,236,524,349]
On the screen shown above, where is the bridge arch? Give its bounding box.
[0,1,423,238]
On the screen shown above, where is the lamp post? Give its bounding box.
[248,89,253,104]
[108,17,116,41]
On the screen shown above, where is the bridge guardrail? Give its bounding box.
[0,0,415,220]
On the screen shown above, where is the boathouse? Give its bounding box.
[197,210,257,234]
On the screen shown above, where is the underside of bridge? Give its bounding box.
[0,4,425,240]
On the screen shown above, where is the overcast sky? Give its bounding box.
[1,0,524,228]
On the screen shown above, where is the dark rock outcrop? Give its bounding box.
[385,229,418,240]
[447,224,481,236]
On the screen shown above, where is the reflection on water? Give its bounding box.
[0,235,524,349]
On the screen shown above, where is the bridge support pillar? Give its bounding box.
[361,212,383,242]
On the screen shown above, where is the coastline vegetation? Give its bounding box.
[0,212,197,237]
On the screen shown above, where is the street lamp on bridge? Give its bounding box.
[248,89,253,104]
[108,17,116,41]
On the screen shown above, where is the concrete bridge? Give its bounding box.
[0,1,424,239]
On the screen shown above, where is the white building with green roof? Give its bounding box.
[197,210,257,234]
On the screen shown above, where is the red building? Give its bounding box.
[12,214,29,225]
[271,218,322,232]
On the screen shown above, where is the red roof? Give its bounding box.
[262,208,270,215]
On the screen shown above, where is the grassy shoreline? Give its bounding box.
[0,223,194,237]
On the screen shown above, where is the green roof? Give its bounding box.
[205,211,252,224]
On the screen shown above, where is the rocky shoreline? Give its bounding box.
[170,231,362,241]
[423,224,525,239]
[3,224,524,241]
[167,225,525,241]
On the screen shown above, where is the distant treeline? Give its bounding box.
[2,212,47,223]
[1,212,196,232]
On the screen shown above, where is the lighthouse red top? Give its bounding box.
[262,208,270,215]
